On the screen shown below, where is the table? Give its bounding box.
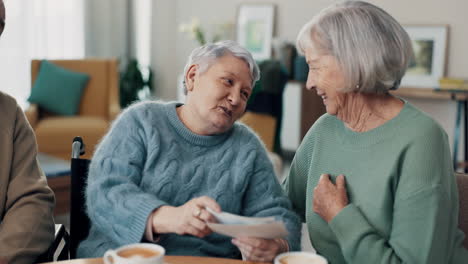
[40,256,265,264]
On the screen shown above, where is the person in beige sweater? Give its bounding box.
[0,1,55,263]
[0,93,56,264]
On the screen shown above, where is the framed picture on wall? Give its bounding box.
[236,4,275,61]
[401,25,448,88]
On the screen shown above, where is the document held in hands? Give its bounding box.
[205,207,289,239]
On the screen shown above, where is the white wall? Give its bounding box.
[151,0,178,100]
[84,0,129,61]
[158,0,468,94]
[149,0,468,160]
[281,83,302,150]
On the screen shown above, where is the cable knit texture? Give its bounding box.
[284,101,468,264]
[78,101,301,258]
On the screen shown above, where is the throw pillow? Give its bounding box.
[28,60,90,116]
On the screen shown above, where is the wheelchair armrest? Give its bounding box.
[36,224,69,263]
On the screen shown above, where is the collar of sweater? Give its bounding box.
[164,102,232,147]
[333,100,414,148]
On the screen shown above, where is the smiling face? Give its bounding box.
[184,53,253,135]
[304,44,347,116]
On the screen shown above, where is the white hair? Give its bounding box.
[296,0,414,93]
[182,40,260,94]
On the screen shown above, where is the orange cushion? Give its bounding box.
[239,112,276,152]
[35,116,109,158]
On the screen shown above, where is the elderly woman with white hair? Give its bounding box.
[78,40,300,261]
[284,1,468,263]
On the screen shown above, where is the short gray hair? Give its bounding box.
[182,40,260,94]
[296,0,413,93]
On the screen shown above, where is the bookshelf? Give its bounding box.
[391,87,468,100]
[392,87,468,172]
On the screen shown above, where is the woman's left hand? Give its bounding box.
[313,174,349,222]
[232,237,288,262]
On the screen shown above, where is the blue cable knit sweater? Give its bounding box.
[77,101,301,258]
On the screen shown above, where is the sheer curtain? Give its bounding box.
[133,0,152,70]
[133,0,152,99]
[0,0,85,108]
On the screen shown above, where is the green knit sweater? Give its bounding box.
[284,102,468,263]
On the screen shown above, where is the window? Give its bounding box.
[0,0,85,108]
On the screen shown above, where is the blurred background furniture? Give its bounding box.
[239,112,283,179]
[246,59,287,155]
[25,59,120,160]
[240,112,276,152]
[300,83,326,141]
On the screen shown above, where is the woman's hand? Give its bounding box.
[151,196,221,237]
[313,174,349,222]
[232,237,288,262]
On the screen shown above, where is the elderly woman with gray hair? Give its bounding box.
[78,40,300,261]
[284,1,468,263]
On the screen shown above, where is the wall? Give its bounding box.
[158,0,468,96]
[84,0,129,61]
[151,0,178,100]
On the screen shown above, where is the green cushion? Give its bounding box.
[28,60,90,116]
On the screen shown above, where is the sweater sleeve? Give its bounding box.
[328,127,458,264]
[240,138,301,251]
[0,104,55,264]
[282,128,314,222]
[85,109,168,246]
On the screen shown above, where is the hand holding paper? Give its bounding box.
[205,207,289,239]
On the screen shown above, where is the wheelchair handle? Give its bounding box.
[72,136,85,158]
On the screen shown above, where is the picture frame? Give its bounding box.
[401,25,448,88]
[236,4,275,61]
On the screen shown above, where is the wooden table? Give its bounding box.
[41,256,267,264]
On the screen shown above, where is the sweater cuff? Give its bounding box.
[328,204,371,245]
[129,199,167,243]
[145,212,160,242]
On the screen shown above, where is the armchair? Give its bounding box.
[239,111,283,179]
[25,59,120,160]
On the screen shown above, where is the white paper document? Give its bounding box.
[205,207,289,239]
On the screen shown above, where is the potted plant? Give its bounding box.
[119,59,153,108]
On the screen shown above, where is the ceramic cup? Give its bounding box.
[274,251,328,264]
[103,243,165,264]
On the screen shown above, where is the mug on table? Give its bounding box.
[274,251,328,264]
[103,243,165,264]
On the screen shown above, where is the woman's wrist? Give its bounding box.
[274,238,289,253]
[151,205,175,234]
